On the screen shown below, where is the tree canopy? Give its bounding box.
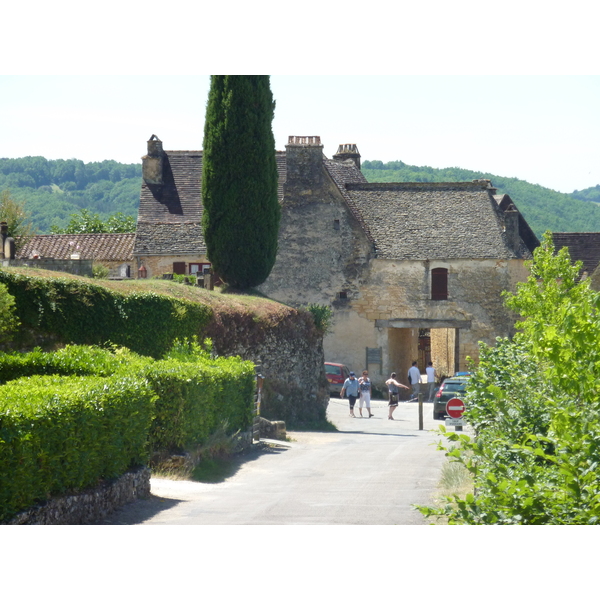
[50,209,136,234]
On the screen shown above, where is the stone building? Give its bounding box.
[258,137,539,392]
[133,134,539,392]
[16,232,135,278]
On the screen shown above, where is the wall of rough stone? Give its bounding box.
[205,308,329,426]
[5,467,150,525]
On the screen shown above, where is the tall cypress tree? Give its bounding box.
[202,76,280,289]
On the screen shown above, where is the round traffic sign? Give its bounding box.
[446,397,465,418]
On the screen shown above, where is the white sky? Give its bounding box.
[1,4,599,196]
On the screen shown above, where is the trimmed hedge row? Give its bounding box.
[0,345,256,522]
[0,270,213,358]
[0,374,156,522]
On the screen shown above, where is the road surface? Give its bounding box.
[102,397,449,525]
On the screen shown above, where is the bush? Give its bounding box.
[0,269,212,358]
[418,233,600,524]
[0,374,156,521]
[143,353,255,453]
[0,282,19,343]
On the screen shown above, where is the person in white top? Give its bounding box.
[358,370,374,418]
[426,361,436,402]
[408,361,421,401]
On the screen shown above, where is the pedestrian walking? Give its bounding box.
[341,371,360,417]
[358,370,374,417]
[426,361,436,402]
[408,361,421,401]
[386,372,410,420]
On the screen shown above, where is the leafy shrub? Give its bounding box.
[418,233,600,524]
[304,303,333,334]
[0,374,156,521]
[0,282,19,343]
[0,269,213,358]
[142,354,255,453]
[0,344,148,383]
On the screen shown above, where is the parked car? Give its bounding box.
[325,362,350,395]
[433,375,471,420]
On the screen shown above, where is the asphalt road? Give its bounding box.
[102,397,448,525]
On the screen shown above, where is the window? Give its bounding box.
[431,268,448,300]
[189,262,211,275]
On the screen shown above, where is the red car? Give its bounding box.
[325,362,350,395]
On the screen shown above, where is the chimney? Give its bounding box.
[504,204,520,252]
[333,143,361,170]
[142,134,164,185]
[284,136,324,191]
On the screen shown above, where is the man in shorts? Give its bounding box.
[385,372,410,420]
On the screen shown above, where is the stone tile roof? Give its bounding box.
[552,232,600,275]
[342,182,532,260]
[17,233,134,261]
[132,145,535,263]
[134,150,287,256]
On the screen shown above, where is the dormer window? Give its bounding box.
[431,268,448,300]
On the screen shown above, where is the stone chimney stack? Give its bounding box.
[142,134,164,185]
[284,136,324,191]
[0,221,15,260]
[504,204,521,252]
[333,143,361,170]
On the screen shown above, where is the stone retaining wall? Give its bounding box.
[5,467,151,525]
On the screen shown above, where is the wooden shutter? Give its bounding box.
[431,268,448,300]
[172,261,186,275]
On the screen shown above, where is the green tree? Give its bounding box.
[0,189,37,251]
[419,233,600,524]
[0,282,19,343]
[50,209,136,234]
[201,75,280,289]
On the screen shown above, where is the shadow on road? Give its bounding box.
[100,444,290,525]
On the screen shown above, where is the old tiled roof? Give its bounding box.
[552,232,600,275]
[342,182,533,260]
[324,158,375,246]
[133,144,536,262]
[134,149,287,256]
[17,233,134,261]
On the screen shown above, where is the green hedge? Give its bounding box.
[0,270,213,358]
[0,374,156,521]
[0,344,149,383]
[0,344,256,521]
[144,355,255,453]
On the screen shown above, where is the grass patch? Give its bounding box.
[439,459,473,497]
[191,457,239,483]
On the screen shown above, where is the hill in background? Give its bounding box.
[2,155,600,238]
[0,157,141,233]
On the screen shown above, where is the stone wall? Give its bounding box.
[205,308,329,426]
[5,467,151,525]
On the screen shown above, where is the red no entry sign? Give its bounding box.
[446,397,465,418]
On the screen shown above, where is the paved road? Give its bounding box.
[102,397,448,525]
